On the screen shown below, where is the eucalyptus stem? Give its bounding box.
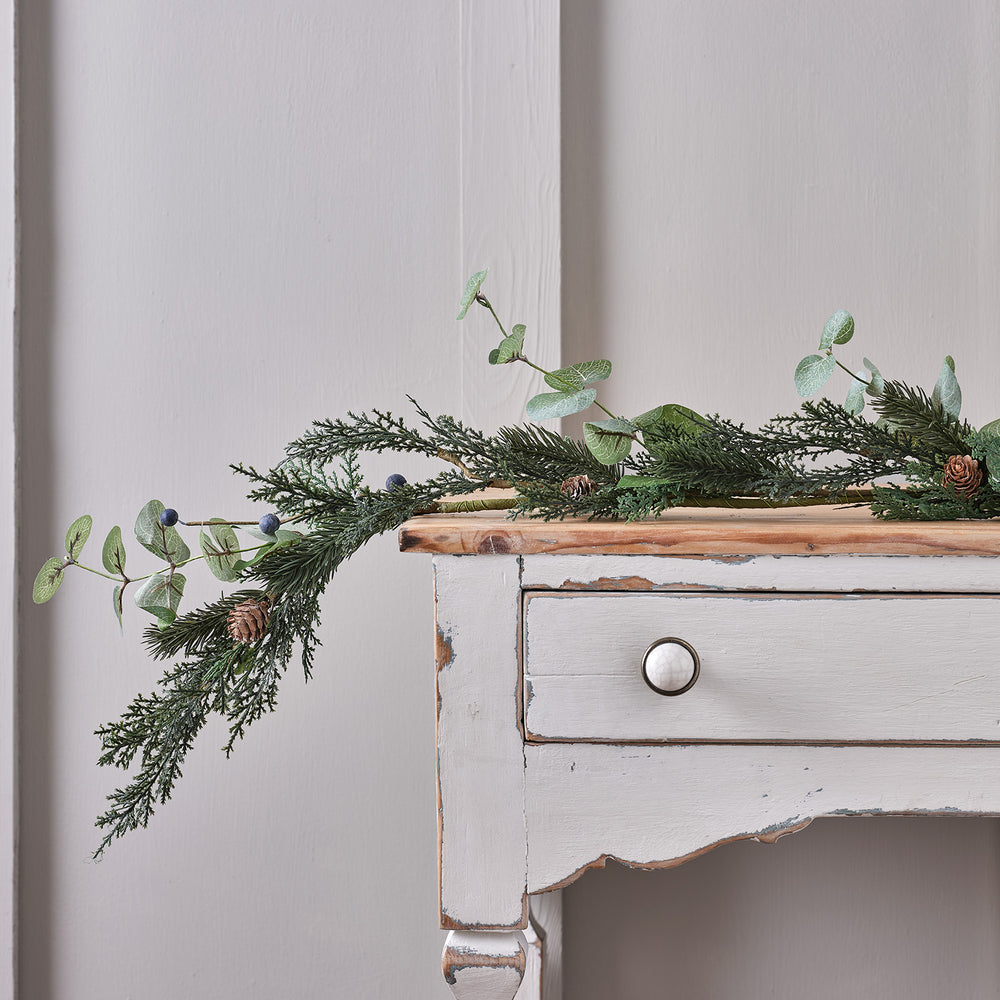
[72,543,283,588]
[518,358,621,422]
[68,561,119,582]
[475,293,508,340]
[833,356,870,386]
[476,291,624,424]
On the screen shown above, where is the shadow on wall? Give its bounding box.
[19,0,57,996]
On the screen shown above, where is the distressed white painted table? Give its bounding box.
[400,507,1000,999]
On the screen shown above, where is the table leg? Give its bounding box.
[522,892,562,1000]
[442,930,527,1000]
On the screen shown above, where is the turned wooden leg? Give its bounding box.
[442,930,528,1000]
[521,892,563,1000]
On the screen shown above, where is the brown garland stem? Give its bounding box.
[422,488,876,516]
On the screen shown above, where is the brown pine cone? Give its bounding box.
[227,597,272,644]
[560,474,598,499]
[942,455,983,498]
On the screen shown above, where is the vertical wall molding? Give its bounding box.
[459,0,561,432]
[1,1,16,996]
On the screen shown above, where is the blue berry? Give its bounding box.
[385,473,408,491]
[259,513,281,535]
[160,508,179,527]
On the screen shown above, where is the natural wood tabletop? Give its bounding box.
[399,504,1000,557]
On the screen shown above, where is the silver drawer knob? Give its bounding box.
[641,638,700,696]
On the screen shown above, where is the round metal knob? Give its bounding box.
[641,637,700,696]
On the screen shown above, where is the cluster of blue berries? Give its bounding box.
[159,508,282,536]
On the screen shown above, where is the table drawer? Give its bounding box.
[522,591,1000,743]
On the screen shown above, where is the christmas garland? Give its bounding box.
[33,270,1000,855]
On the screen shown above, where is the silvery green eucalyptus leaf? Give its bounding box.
[544,360,612,391]
[65,514,93,560]
[633,403,706,434]
[456,269,488,319]
[863,358,884,397]
[931,355,961,418]
[583,418,636,465]
[33,557,64,604]
[134,499,191,564]
[240,525,299,545]
[134,572,186,625]
[978,418,1000,437]
[199,521,241,582]
[819,310,854,349]
[525,387,597,421]
[844,372,867,416]
[794,353,836,397]
[490,325,525,365]
[102,526,127,576]
[112,584,124,633]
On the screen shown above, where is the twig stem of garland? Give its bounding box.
[424,488,876,516]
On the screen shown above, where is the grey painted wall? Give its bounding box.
[19,3,460,997]
[562,2,1000,997]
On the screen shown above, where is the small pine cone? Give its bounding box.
[942,455,983,498]
[227,597,271,644]
[560,474,598,499]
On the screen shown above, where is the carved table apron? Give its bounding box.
[400,507,1000,999]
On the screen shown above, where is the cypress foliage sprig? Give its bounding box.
[495,423,622,485]
[870,380,974,464]
[636,419,789,497]
[142,590,267,661]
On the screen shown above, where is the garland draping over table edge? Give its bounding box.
[32,270,1000,855]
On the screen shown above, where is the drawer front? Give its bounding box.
[522,592,1000,743]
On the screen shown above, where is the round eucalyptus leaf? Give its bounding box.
[456,269,488,319]
[634,403,706,434]
[544,359,612,392]
[112,584,124,633]
[199,523,240,583]
[492,326,526,365]
[794,353,836,397]
[134,571,186,622]
[65,514,93,559]
[102,526,127,576]
[844,373,867,416]
[978,418,1000,438]
[525,387,597,421]
[862,358,884,397]
[134,499,190,564]
[583,418,635,465]
[820,310,854,348]
[544,367,583,391]
[931,355,962,418]
[33,557,65,604]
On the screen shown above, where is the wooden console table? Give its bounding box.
[400,506,1000,999]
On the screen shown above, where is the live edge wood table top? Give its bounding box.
[400,508,1000,1000]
